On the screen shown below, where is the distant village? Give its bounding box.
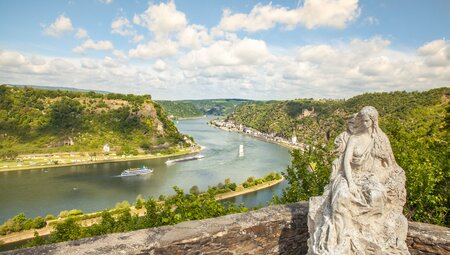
[210,119,306,150]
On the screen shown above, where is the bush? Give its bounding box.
[115,200,130,210]
[189,185,200,196]
[135,194,144,209]
[32,217,47,229]
[49,218,83,242]
[0,213,47,235]
[0,150,19,160]
[228,182,237,191]
[45,214,55,221]
[67,209,83,217]
[58,210,69,218]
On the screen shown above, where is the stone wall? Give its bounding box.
[2,202,449,255]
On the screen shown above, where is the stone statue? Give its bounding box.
[308,106,410,255]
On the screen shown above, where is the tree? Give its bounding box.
[135,194,144,209]
[189,185,200,196]
[273,147,332,204]
[0,150,18,160]
[22,231,46,248]
[50,218,83,242]
[49,97,84,130]
[383,105,449,226]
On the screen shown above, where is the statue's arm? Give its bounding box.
[343,137,355,189]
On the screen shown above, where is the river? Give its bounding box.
[0,117,291,223]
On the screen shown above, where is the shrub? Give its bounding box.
[45,214,55,221]
[58,210,69,218]
[115,200,130,210]
[32,217,47,229]
[135,195,144,209]
[67,209,83,217]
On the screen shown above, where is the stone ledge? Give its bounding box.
[2,202,448,255]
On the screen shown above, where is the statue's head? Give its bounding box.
[356,106,379,133]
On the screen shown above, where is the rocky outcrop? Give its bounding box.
[2,203,448,255]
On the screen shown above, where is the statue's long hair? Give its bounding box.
[358,106,395,164]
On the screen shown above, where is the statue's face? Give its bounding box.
[355,113,372,132]
[361,115,372,129]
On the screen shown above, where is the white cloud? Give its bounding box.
[43,15,74,37]
[81,58,99,69]
[75,28,89,39]
[153,59,167,72]
[99,0,112,4]
[111,17,133,36]
[102,56,119,68]
[299,0,360,29]
[73,39,114,54]
[178,25,212,49]
[111,16,144,43]
[0,50,27,66]
[128,39,178,59]
[418,39,446,56]
[112,49,128,61]
[132,34,144,43]
[179,38,269,68]
[134,1,187,39]
[417,39,450,67]
[218,0,360,32]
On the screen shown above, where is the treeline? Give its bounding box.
[0,214,46,235]
[0,85,186,155]
[267,87,449,227]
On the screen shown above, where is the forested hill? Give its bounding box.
[156,101,203,118]
[158,99,254,118]
[228,88,449,145]
[0,85,187,155]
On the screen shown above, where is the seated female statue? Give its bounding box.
[308,106,409,255]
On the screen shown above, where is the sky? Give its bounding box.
[0,0,449,100]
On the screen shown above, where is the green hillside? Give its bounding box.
[157,101,204,118]
[0,85,188,155]
[228,88,449,145]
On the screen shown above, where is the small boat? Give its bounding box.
[166,155,205,165]
[239,144,244,157]
[120,166,153,177]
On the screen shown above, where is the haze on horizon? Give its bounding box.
[0,0,449,100]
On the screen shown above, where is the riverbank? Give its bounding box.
[0,174,284,246]
[0,146,202,173]
[209,120,305,151]
[173,115,207,120]
[215,175,285,200]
